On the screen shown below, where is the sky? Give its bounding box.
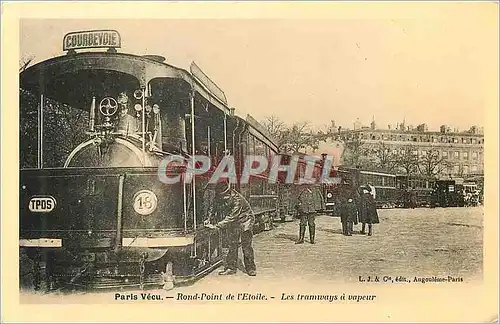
[19,2,497,132]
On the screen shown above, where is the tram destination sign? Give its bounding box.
[63,30,121,51]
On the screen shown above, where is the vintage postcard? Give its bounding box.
[1,1,498,323]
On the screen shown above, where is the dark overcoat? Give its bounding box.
[358,192,379,224]
[340,198,358,224]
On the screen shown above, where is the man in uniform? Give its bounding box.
[115,91,137,134]
[205,182,257,276]
[295,187,317,244]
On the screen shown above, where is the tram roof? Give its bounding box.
[246,114,280,150]
[19,52,231,115]
[233,113,279,153]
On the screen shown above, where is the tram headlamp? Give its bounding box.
[326,192,333,199]
[134,104,143,112]
[133,89,144,99]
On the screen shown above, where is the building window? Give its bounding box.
[453,165,460,174]
[421,150,427,156]
[392,149,398,154]
[472,139,476,144]
[433,138,438,143]
[442,151,448,158]
[472,165,478,172]
[454,151,459,159]
[463,152,469,159]
[472,152,478,159]
[463,166,469,174]
[453,138,458,143]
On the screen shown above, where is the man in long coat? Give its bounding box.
[339,188,358,236]
[358,187,380,236]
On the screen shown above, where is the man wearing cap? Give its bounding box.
[295,187,318,244]
[115,91,137,134]
[205,183,257,276]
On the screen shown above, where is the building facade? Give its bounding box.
[336,122,484,179]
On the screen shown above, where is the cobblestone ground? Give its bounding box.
[178,206,483,291]
[20,206,483,303]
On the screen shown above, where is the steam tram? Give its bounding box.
[18,30,282,290]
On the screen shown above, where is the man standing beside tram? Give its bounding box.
[205,181,257,277]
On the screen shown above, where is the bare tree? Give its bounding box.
[339,132,372,168]
[261,115,287,149]
[393,145,419,176]
[366,141,397,172]
[19,55,35,72]
[261,117,319,153]
[281,121,318,154]
[417,148,450,178]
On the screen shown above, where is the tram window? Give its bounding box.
[247,134,255,155]
[20,89,90,168]
[268,148,275,165]
[255,140,265,156]
[250,181,264,195]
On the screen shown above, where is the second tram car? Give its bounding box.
[395,175,436,208]
[336,167,398,209]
